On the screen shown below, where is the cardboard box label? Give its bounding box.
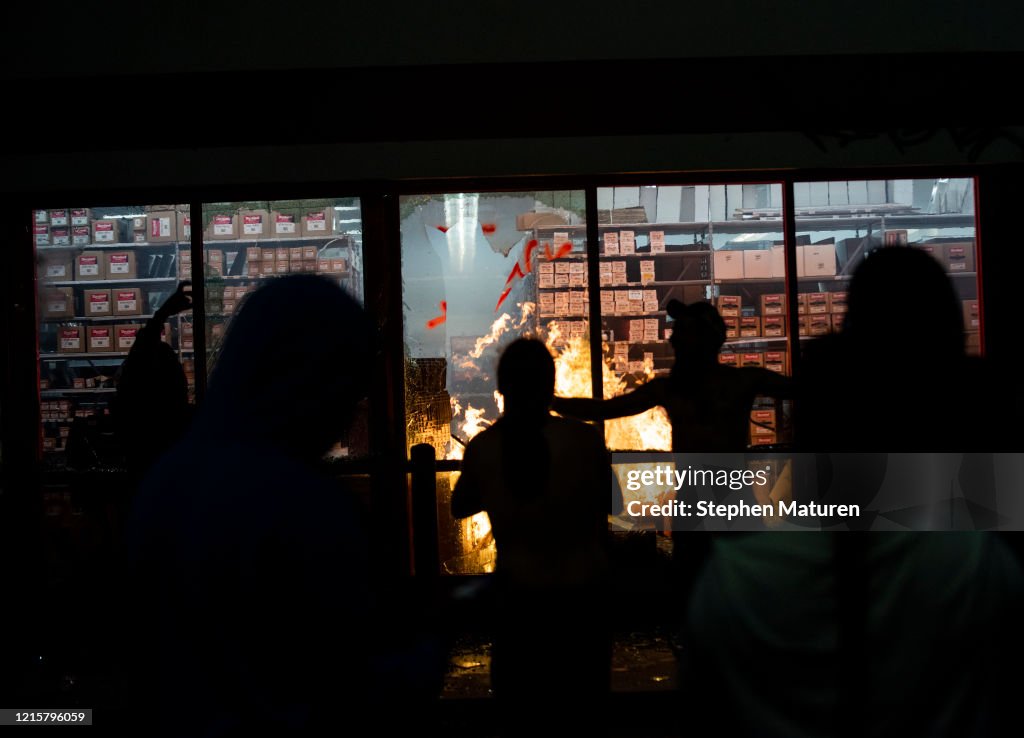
[117,326,138,350]
[88,292,111,313]
[33,224,49,245]
[59,329,82,350]
[763,316,786,336]
[807,293,829,314]
[72,225,90,245]
[108,253,130,274]
[947,245,970,271]
[34,210,48,223]
[70,208,90,225]
[47,297,69,314]
[182,215,191,238]
[620,231,635,254]
[242,214,264,235]
[604,232,619,255]
[650,231,665,254]
[89,327,111,350]
[45,262,69,279]
[50,209,68,226]
[151,216,172,239]
[275,214,296,234]
[116,291,139,312]
[761,294,786,314]
[78,255,100,277]
[50,228,70,246]
[305,212,327,232]
[94,220,116,242]
[213,215,234,236]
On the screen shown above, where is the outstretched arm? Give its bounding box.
[552,379,663,421]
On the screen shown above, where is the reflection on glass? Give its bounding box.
[400,190,589,574]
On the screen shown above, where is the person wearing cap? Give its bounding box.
[552,298,791,452]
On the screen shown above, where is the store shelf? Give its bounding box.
[42,314,154,323]
[596,279,710,288]
[715,271,977,285]
[37,242,183,251]
[41,388,117,396]
[713,275,851,284]
[46,277,179,286]
[215,271,353,281]
[598,251,709,258]
[724,336,788,346]
[40,352,128,359]
[203,235,354,247]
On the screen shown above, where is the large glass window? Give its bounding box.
[401,190,589,574]
[201,198,366,457]
[793,177,979,353]
[35,204,191,468]
[596,183,792,451]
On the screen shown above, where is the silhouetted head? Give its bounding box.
[497,338,555,418]
[844,246,964,360]
[200,275,371,461]
[666,300,727,366]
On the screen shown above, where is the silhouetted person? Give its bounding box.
[125,275,382,737]
[799,245,1011,451]
[113,280,193,484]
[452,338,620,735]
[552,299,792,615]
[686,247,1023,738]
[553,299,790,451]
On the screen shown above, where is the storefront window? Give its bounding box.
[35,204,192,469]
[201,198,366,458]
[401,190,589,573]
[596,183,791,451]
[793,178,979,353]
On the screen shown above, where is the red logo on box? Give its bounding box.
[308,212,324,220]
[276,214,294,223]
[34,224,47,234]
[244,215,261,224]
[118,328,137,338]
[214,215,231,225]
[89,293,107,303]
[81,256,97,265]
[118,291,134,300]
[60,329,79,339]
[111,254,128,263]
[90,328,110,338]
[96,222,113,232]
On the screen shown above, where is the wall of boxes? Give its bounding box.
[35,205,193,462]
[199,202,363,370]
[34,201,364,466]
